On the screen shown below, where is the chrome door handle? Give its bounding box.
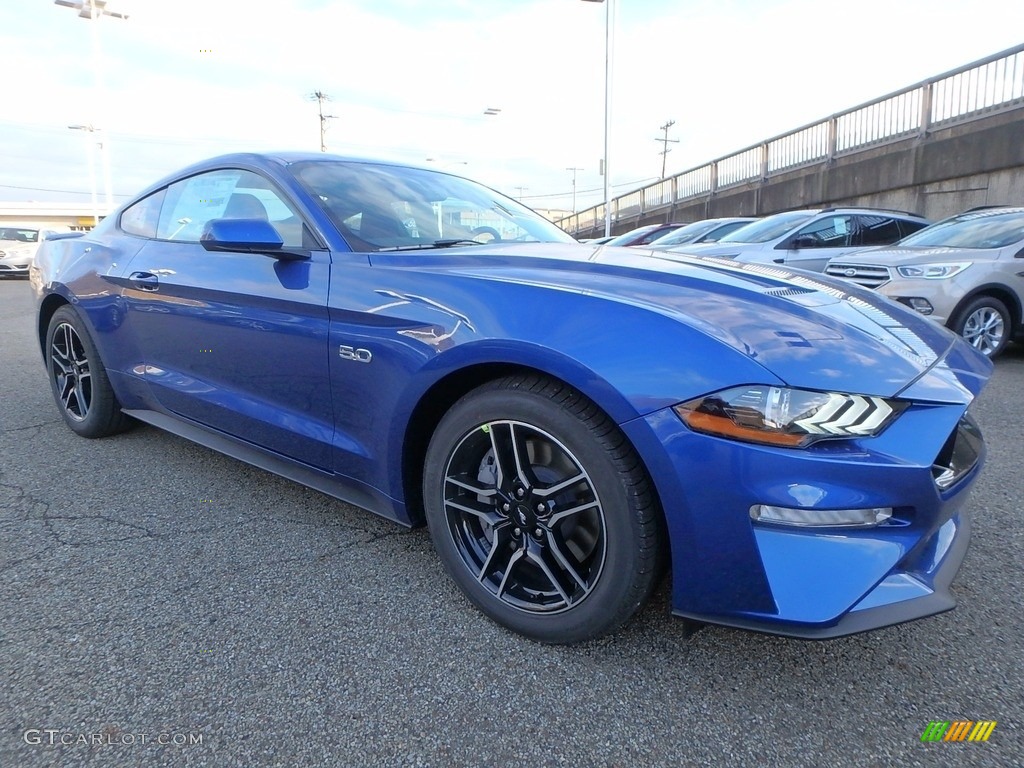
[129,271,160,291]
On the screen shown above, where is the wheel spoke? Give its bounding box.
[547,498,600,527]
[59,377,76,411]
[488,422,533,488]
[495,547,526,598]
[444,497,504,528]
[61,324,74,356]
[445,474,497,498]
[543,530,590,593]
[75,379,90,417]
[477,523,513,583]
[523,540,572,606]
[50,347,72,375]
[533,472,587,498]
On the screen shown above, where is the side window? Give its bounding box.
[155,169,307,247]
[120,189,166,238]
[897,218,929,239]
[791,215,855,248]
[854,215,901,246]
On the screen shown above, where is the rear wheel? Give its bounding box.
[423,374,662,644]
[951,296,1010,358]
[45,305,132,437]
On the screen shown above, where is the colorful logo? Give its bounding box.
[921,721,996,742]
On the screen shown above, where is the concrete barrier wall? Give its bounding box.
[576,106,1024,237]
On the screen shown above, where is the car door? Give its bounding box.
[775,214,864,272]
[119,168,335,470]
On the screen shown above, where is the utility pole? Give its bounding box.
[565,167,583,213]
[514,186,529,200]
[308,90,337,152]
[655,119,679,179]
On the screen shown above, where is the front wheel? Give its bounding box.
[950,295,1011,358]
[423,375,663,644]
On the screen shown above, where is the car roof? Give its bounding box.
[129,152,446,205]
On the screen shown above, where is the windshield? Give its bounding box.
[898,210,1024,249]
[648,220,723,247]
[0,227,40,243]
[289,161,575,251]
[717,211,816,244]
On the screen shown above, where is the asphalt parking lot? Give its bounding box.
[1,278,1021,768]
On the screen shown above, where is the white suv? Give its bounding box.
[672,207,930,272]
[825,206,1024,358]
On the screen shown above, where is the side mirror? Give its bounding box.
[789,235,817,250]
[200,219,308,261]
[1014,245,1024,259]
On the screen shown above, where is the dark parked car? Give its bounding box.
[602,222,687,247]
[32,153,990,643]
[647,217,758,249]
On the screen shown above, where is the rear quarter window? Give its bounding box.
[120,189,167,238]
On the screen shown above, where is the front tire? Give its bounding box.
[45,305,132,438]
[950,295,1010,358]
[423,374,662,644]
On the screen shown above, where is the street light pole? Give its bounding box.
[69,124,99,226]
[581,0,612,237]
[55,0,127,216]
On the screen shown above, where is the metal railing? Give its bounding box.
[560,44,1024,234]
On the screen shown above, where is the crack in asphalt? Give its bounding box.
[0,419,62,435]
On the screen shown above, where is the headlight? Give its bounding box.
[674,385,906,448]
[896,262,971,279]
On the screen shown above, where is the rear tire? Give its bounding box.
[950,296,1010,358]
[423,374,662,644]
[45,305,132,438]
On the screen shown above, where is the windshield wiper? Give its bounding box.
[377,239,484,252]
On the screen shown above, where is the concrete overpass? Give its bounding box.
[561,44,1024,239]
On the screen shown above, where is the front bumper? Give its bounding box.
[875,275,977,326]
[623,397,985,639]
[0,261,30,275]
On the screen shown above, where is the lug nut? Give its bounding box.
[537,503,545,512]
[534,528,543,538]
[513,527,522,537]
[516,488,525,498]
[502,503,510,512]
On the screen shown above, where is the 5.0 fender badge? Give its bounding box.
[338,345,372,363]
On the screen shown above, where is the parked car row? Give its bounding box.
[592,205,1021,357]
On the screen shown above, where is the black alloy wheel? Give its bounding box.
[424,374,663,644]
[45,305,132,438]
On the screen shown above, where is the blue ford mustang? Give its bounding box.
[31,153,991,643]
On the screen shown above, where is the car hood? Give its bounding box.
[835,245,998,265]
[401,243,989,401]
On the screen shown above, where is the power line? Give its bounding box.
[520,177,659,201]
[0,182,132,198]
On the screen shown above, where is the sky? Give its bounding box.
[1,0,1022,215]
